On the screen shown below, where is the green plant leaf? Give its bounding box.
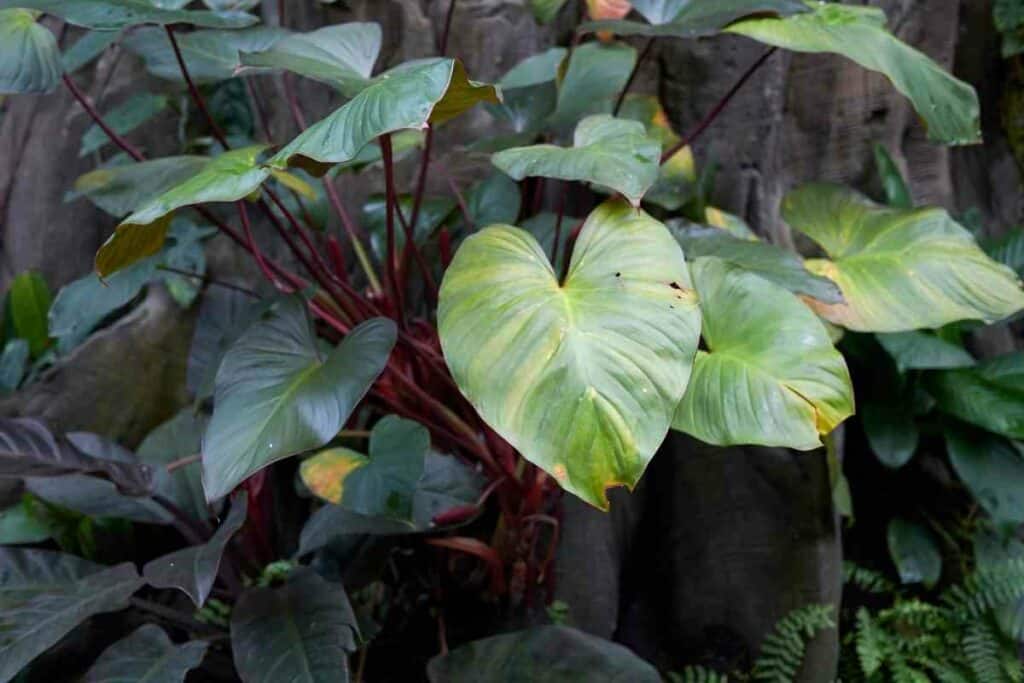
[887,517,942,587]
[727,2,981,145]
[61,28,120,73]
[928,352,1024,440]
[0,338,29,392]
[872,143,912,209]
[946,426,1024,527]
[83,624,208,683]
[529,0,568,23]
[0,498,51,544]
[138,409,209,521]
[270,58,499,174]
[143,493,247,606]
[7,271,52,358]
[202,295,396,502]
[984,227,1024,276]
[0,0,257,30]
[297,450,485,555]
[239,22,380,97]
[230,568,358,683]
[669,222,842,303]
[0,9,61,94]
[550,41,635,127]
[79,92,168,157]
[488,47,565,133]
[96,146,270,277]
[301,416,429,519]
[0,548,143,683]
[123,26,285,84]
[426,625,661,683]
[782,183,1024,332]
[73,156,209,217]
[493,114,660,206]
[862,398,918,469]
[439,200,700,508]
[521,212,579,267]
[672,257,852,449]
[363,194,454,261]
[875,330,975,372]
[186,287,268,402]
[464,172,522,228]
[581,0,807,38]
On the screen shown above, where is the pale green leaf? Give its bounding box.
[493,114,660,206]
[0,0,257,30]
[439,200,700,508]
[0,9,61,94]
[782,183,1024,332]
[202,295,396,502]
[84,624,208,683]
[72,155,209,217]
[673,257,853,449]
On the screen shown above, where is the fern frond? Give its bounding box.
[854,608,886,677]
[667,666,729,683]
[891,660,931,683]
[944,559,1024,618]
[844,562,896,595]
[751,604,835,682]
[963,619,1007,682]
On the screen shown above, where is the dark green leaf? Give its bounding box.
[62,28,120,74]
[581,0,806,38]
[202,296,396,501]
[80,93,168,157]
[488,48,565,133]
[550,42,635,128]
[231,568,358,683]
[138,409,209,521]
[186,286,267,402]
[72,156,209,218]
[427,625,661,683]
[875,330,975,372]
[0,339,29,392]
[872,143,912,209]
[887,517,942,587]
[862,399,918,469]
[0,548,143,683]
[363,194,454,261]
[0,0,258,30]
[124,26,285,84]
[84,624,207,683]
[927,352,1024,440]
[946,425,1024,526]
[520,212,577,267]
[984,228,1024,277]
[144,493,247,606]
[0,498,52,544]
[7,271,52,358]
[464,173,521,228]
[0,9,61,94]
[529,0,568,24]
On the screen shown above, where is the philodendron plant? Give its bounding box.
[1,0,1022,680]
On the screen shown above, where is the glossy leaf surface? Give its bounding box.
[0,0,257,29]
[0,9,61,94]
[928,352,1024,440]
[124,26,285,84]
[582,0,806,37]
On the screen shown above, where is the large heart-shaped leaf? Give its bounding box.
[0,548,143,683]
[144,493,247,606]
[230,568,358,683]
[0,0,257,29]
[927,352,1024,440]
[202,295,396,501]
[946,426,1024,527]
[96,146,270,276]
[439,200,700,508]
[123,26,285,84]
[672,257,852,449]
[581,0,807,38]
[550,41,635,127]
[83,624,208,683]
[669,222,842,303]
[727,2,981,145]
[239,22,380,97]
[301,416,429,519]
[186,287,269,402]
[80,92,168,157]
[73,156,209,217]
[426,625,661,683]
[0,9,61,94]
[493,115,660,206]
[270,58,499,174]
[782,184,1024,332]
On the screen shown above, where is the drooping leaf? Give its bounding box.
[439,200,700,508]
[862,398,918,469]
[7,271,52,358]
[143,493,247,606]
[0,9,61,94]
[782,184,1024,332]
[138,409,209,521]
[550,41,635,127]
[186,286,267,402]
[0,498,51,544]
[488,47,565,133]
[886,517,942,587]
[673,257,853,449]
[0,548,143,683]
[426,625,661,683]
[581,0,807,38]
[0,339,29,392]
[297,450,485,555]
[202,296,396,501]
[493,114,660,206]
[669,222,842,303]
[62,28,120,73]
[230,568,358,683]
[618,95,698,211]
[73,156,209,218]
[83,624,208,683]
[270,58,499,174]
[301,416,429,521]
[927,352,1024,440]
[123,26,285,84]
[79,92,168,157]
[945,426,1024,527]
[239,22,380,97]
[0,0,258,30]
[727,2,981,145]
[875,330,975,372]
[872,143,912,209]
[96,146,271,277]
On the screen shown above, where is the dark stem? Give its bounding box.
[243,77,273,144]
[153,495,210,545]
[661,47,778,164]
[164,26,230,149]
[156,265,260,297]
[164,453,201,473]
[379,134,406,323]
[612,38,655,116]
[439,0,458,56]
[551,182,566,265]
[62,74,144,162]
[237,201,280,288]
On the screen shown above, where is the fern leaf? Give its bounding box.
[944,559,1024,618]
[855,608,885,677]
[752,604,835,682]
[844,562,896,595]
[963,619,1007,682]
[667,666,729,683]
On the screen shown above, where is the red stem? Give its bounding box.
[426,536,506,594]
[164,26,230,149]
[63,74,144,162]
[379,134,406,323]
[236,201,279,287]
[612,38,654,116]
[439,0,458,56]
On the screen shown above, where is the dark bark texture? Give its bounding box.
[0,1,1018,681]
